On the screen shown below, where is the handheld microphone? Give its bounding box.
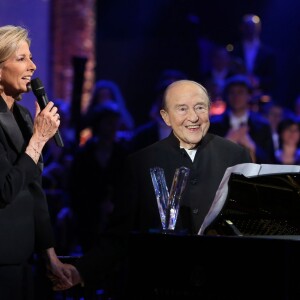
[30,77,64,147]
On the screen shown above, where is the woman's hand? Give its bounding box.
[25,101,60,163]
[44,248,73,290]
[32,100,60,144]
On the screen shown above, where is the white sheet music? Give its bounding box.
[198,163,300,235]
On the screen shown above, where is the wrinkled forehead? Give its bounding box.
[166,81,209,106]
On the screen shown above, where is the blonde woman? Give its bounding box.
[0,25,71,299]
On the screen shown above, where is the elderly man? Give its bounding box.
[55,80,252,294]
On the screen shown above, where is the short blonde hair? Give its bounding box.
[0,25,30,64]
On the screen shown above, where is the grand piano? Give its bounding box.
[204,172,300,236]
[126,171,300,300]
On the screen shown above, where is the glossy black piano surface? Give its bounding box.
[126,233,300,300]
[123,172,300,299]
[204,172,300,236]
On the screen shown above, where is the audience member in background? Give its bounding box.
[274,118,300,165]
[200,45,237,116]
[81,79,135,144]
[0,25,71,299]
[53,80,252,295]
[69,101,131,254]
[43,99,75,190]
[42,99,76,255]
[201,45,236,94]
[261,101,285,152]
[131,69,188,152]
[209,75,275,163]
[231,14,277,96]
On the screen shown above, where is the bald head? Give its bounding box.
[162,80,210,111]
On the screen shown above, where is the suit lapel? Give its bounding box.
[14,103,33,140]
[0,97,24,153]
[0,97,44,171]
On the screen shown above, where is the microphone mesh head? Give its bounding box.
[31,77,45,97]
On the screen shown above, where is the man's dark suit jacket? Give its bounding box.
[209,110,275,164]
[0,96,55,264]
[75,131,252,287]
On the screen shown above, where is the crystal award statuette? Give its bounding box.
[150,167,169,230]
[150,166,190,232]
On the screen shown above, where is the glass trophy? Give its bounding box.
[150,166,190,232]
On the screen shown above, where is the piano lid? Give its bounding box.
[203,172,300,236]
